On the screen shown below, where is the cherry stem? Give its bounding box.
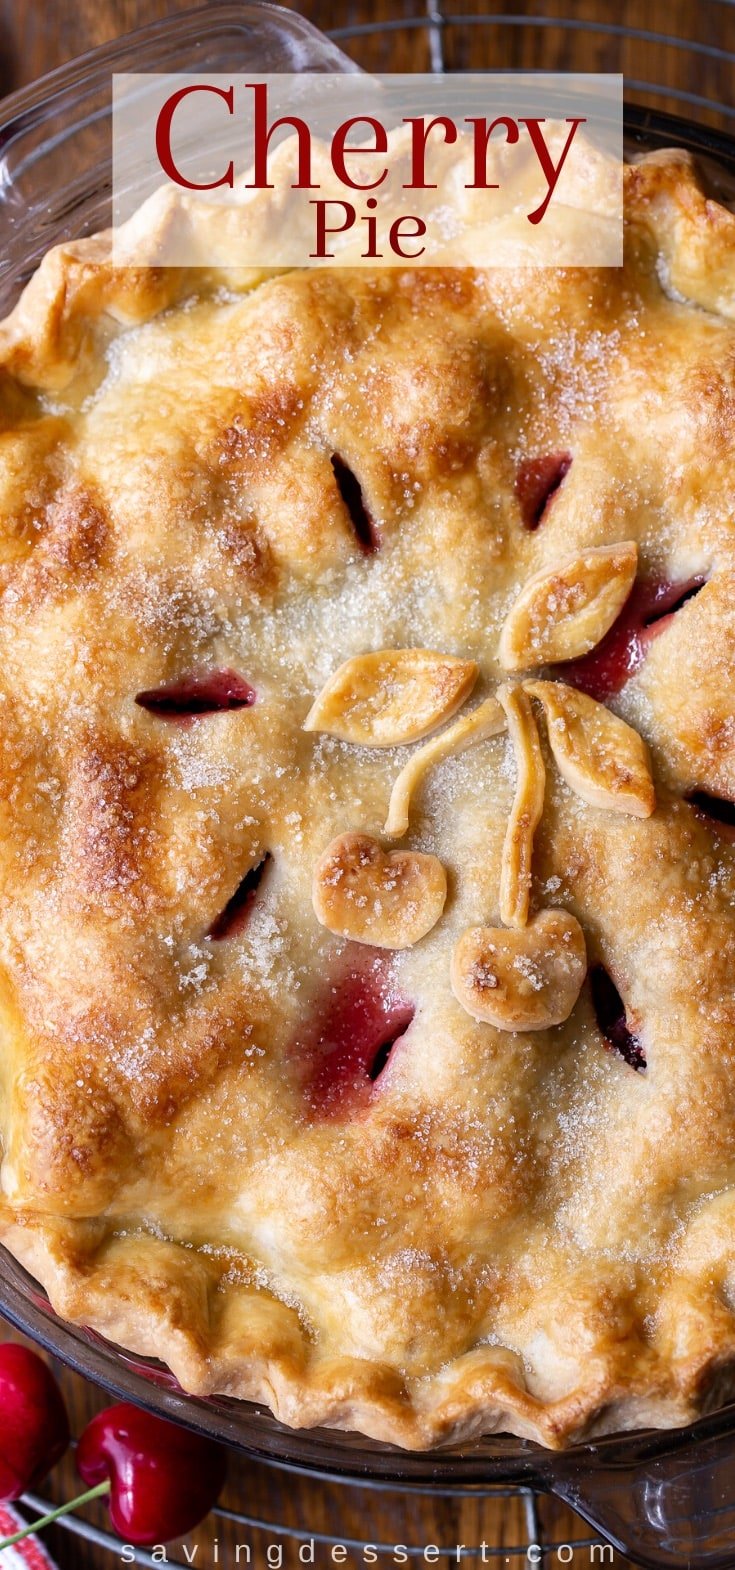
[0,1480,111,1550]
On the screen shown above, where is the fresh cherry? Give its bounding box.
[0,1343,70,1502]
[76,1403,227,1545]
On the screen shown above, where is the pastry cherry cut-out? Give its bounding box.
[560,576,707,702]
[515,453,572,530]
[312,833,447,949]
[301,953,415,1116]
[331,453,380,553]
[207,853,271,940]
[451,910,587,1032]
[135,669,256,719]
[687,790,735,841]
[590,964,646,1072]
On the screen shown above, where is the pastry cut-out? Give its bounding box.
[525,679,655,818]
[312,832,447,949]
[451,910,587,1031]
[384,696,506,837]
[304,649,478,747]
[499,542,637,671]
[497,684,546,928]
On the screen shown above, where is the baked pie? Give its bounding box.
[2,148,735,1450]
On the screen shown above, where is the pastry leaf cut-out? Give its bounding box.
[304,649,478,747]
[312,832,447,949]
[498,684,546,929]
[384,696,506,837]
[451,909,587,1031]
[525,679,655,818]
[499,541,638,671]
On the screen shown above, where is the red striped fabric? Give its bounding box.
[0,1504,59,1570]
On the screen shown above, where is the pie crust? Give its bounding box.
[2,149,735,1450]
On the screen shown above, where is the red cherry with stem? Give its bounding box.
[77,1403,227,1545]
[0,1343,70,1501]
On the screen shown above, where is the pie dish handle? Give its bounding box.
[550,1431,735,1569]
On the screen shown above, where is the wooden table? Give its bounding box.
[0,2,729,1566]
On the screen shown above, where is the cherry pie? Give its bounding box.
[1,148,735,1449]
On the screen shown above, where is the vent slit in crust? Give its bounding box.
[590,964,646,1072]
[330,453,380,553]
[368,1014,415,1082]
[560,576,707,701]
[515,453,572,530]
[207,853,272,941]
[302,959,414,1115]
[687,790,735,840]
[135,669,256,718]
[642,576,706,629]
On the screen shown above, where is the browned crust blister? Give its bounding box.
[1,151,735,1451]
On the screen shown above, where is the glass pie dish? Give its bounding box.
[3,6,735,1565]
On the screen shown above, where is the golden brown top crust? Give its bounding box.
[2,149,735,1449]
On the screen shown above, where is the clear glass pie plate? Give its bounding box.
[2,7,735,1565]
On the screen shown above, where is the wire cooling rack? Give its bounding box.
[329,0,735,127]
[16,1475,609,1569]
[3,4,731,1568]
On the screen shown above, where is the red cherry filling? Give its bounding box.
[0,1343,70,1502]
[331,453,380,553]
[135,669,255,719]
[206,852,272,940]
[560,576,706,702]
[687,790,735,842]
[77,1403,226,1546]
[515,453,572,530]
[590,964,646,1072]
[300,954,414,1116]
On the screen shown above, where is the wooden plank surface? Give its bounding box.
[0,2,723,1566]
